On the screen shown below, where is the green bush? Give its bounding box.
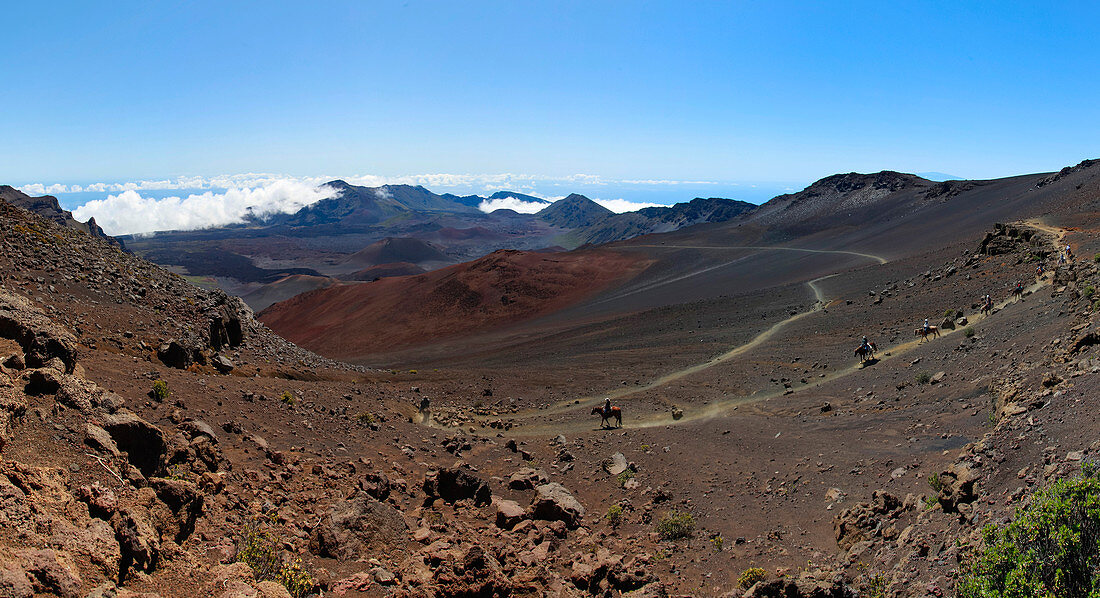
[1085,285,1096,299]
[237,518,314,598]
[959,465,1100,598]
[151,379,169,402]
[916,371,932,385]
[606,504,623,527]
[616,470,635,488]
[965,326,976,338]
[1093,253,1100,264]
[655,510,695,540]
[927,472,944,492]
[945,308,956,318]
[280,391,296,405]
[738,567,767,588]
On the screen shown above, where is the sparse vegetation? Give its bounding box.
[738,567,767,589]
[945,308,956,318]
[916,371,932,385]
[151,379,170,402]
[606,504,623,527]
[236,517,314,598]
[616,470,635,488]
[1084,285,1095,299]
[640,443,651,452]
[863,573,889,598]
[355,412,376,425]
[655,510,695,540]
[959,464,1100,598]
[1093,252,1100,263]
[927,472,944,492]
[279,391,296,405]
[711,534,724,552]
[965,326,976,338]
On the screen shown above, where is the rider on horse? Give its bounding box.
[603,397,612,414]
[860,335,870,353]
[923,318,930,334]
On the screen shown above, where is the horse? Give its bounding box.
[1012,285,1023,301]
[854,342,877,363]
[591,405,622,429]
[915,326,940,342]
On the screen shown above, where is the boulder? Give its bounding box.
[156,340,192,370]
[150,478,204,543]
[423,466,491,506]
[603,452,629,476]
[111,506,159,576]
[84,424,120,456]
[937,463,979,513]
[531,483,585,528]
[507,467,548,491]
[309,494,409,560]
[493,498,527,530]
[212,355,234,374]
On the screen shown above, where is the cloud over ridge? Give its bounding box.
[26,172,716,235]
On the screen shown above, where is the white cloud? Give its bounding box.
[592,198,665,213]
[72,180,337,236]
[478,197,548,214]
[478,195,665,215]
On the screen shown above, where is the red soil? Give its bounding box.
[259,248,651,360]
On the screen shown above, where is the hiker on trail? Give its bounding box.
[1066,244,1072,259]
[1036,263,1044,277]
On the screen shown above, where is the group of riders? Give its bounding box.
[858,243,1073,363]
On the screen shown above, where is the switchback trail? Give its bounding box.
[417,223,1062,435]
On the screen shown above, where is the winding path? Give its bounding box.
[421,223,1064,435]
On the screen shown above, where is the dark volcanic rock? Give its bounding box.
[531,482,585,528]
[422,465,492,506]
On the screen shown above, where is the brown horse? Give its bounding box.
[854,342,877,363]
[915,326,940,342]
[592,405,622,428]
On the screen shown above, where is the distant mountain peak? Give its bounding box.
[536,194,613,229]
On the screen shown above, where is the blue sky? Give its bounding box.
[2,2,1098,232]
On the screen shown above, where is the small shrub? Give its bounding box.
[1085,285,1096,299]
[408,369,418,374]
[738,567,767,589]
[237,517,314,598]
[964,326,975,338]
[356,412,376,424]
[655,510,695,540]
[924,494,940,510]
[959,465,1100,597]
[864,573,889,598]
[916,371,932,385]
[944,308,956,318]
[616,470,635,488]
[151,379,169,402]
[1093,252,1100,263]
[640,444,651,452]
[606,504,623,527]
[711,534,724,552]
[927,472,944,492]
[280,391,296,406]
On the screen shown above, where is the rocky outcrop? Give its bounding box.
[0,293,78,373]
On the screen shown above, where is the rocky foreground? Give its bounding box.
[3,187,1100,597]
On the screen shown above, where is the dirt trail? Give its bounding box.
[420,223,1064,435]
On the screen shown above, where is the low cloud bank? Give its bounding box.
[23,172,710,236]
[477,196,664,214]
[72,180,337,236]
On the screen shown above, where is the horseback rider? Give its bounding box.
[860,335,870,351]
[923,318,930,334]
[603,397,612,414]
